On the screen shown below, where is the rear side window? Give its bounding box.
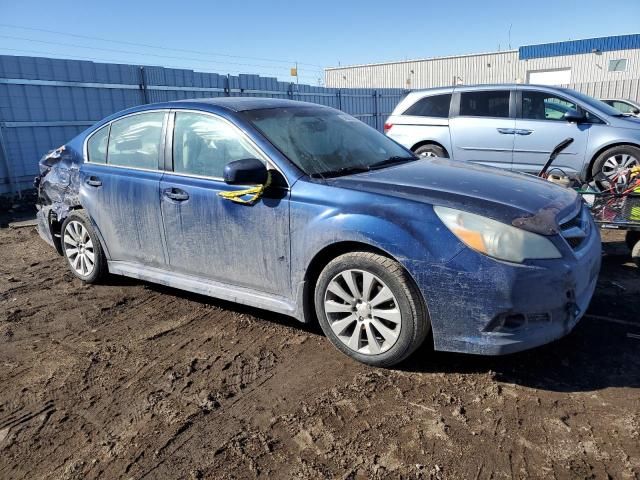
[403,94,451,117]
[87,125,109,164]
[107,112,165,170]
[173,112,263,178]
[459,91,510,118]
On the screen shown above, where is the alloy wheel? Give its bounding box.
[323,269,402,355]
[63,220,95,277]
[601,153,639,186]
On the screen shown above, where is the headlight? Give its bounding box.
[434,206,562,263]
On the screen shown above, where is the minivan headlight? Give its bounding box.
[434,206,562,263]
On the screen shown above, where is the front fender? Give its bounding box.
[289,179,464,306]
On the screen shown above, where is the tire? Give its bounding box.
[632,239,640,269]
[626,231,640,251]
[414,144,447,159]
[61,210,107,283]
[314,251,429,367]
[590,145,640,189]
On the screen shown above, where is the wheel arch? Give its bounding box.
[410,140,449,157]
[584,141,640,180]
[301,240,427,327]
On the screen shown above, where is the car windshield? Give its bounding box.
[561,89,625,117]
[243,107,416,177]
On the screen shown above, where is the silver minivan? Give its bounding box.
[385,84,640,186]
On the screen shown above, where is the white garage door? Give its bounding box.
[527,69,572,85]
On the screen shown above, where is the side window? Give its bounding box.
[173,112,263,178]
[611,101,635,114]
[522,91,577,121]
[459,91,510,118]
[87,125,109,164]
[107,112,164,169]
[403,94,451,117]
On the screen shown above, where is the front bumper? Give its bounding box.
[409,224,601,355]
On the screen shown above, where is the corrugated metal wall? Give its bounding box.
[326,51,520,89]
[326,45,640,88]
[0,55,406,195]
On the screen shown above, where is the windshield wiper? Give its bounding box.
[310,165,371,178]
[368,155,418,170]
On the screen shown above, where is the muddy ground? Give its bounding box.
[0,217,639,479]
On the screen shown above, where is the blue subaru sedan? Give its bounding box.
[36,98,601,367]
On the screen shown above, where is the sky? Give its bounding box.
[1,0,639,84]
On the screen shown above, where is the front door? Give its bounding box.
[80,111,168,267]
[160,111,290,296]
[448,89,515,169]
[512,90,590,176]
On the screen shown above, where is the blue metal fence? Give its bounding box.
[0,55,406,195]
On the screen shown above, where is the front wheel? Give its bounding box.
[61,210,107,283]
[314,252,429,367]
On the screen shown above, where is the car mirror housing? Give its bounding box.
[563,109,586,123]
[223,158,268,185]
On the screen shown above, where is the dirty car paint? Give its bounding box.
[35,98,602,356]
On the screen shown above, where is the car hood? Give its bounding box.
[326,158,581,235]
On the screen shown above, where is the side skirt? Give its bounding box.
[107,261,303,321]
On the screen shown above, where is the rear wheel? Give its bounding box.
[626,231,640,251]
[314,252,429,367]
[414,144,447,159]
[591,145,640,189]
[632,240,640,268]
[61,210,107,283]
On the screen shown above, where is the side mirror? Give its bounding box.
[630,107,640,115]
[563,109,586,123]
[223,158,268,185]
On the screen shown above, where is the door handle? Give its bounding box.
[515,129,533,135]
[163,188,189,201]
[497,128,516,135]
[86,176,102,187]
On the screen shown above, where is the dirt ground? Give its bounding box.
[0,216,639,479]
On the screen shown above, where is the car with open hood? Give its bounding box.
[35,98,601,367]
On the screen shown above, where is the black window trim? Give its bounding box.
[83,109,170,173]
[452,89,515,119]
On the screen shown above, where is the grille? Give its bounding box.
[559,205,590,251]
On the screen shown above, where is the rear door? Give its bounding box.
[448,89,515,168]
[80,111,168,267]
[513,89,590,176]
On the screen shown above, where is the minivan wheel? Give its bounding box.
[591,145,640,189]
[414,144,447,159]
[314,252,429,367]
[61,210,107,283]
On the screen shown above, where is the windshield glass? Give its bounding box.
[561,88,625,117]
[242,107,415,176]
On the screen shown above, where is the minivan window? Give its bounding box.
[459,91,510,118]
[173,112,263,178]
[87,125,109,164]
[522,91,577,121]
[107,112,164,170]
[403,94,451,118]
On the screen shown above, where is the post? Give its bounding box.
[139,67,149,104]
[373,90,379,131]
[225,74,231,96]
[0,123,20,198]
